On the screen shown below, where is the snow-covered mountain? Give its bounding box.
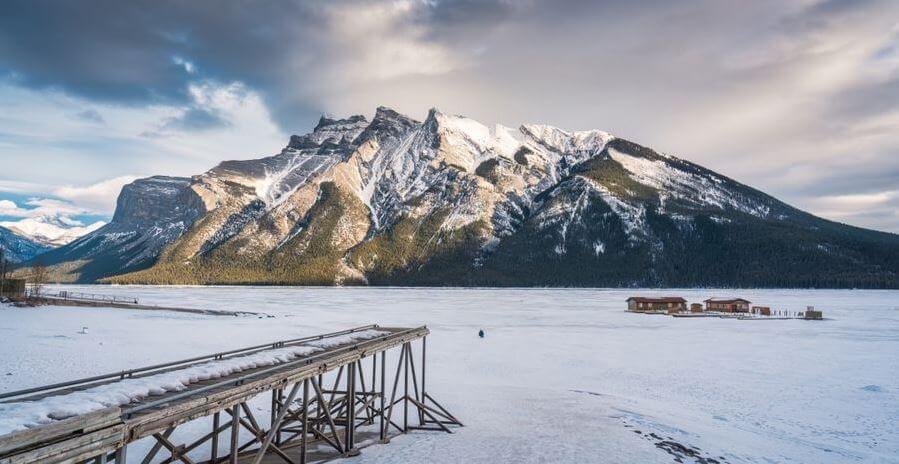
[0,216,104,247]
[31,107,899,287]
[0,225,51,263]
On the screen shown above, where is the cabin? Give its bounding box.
[627,297,687,313]
[704,298,751,313]
[803,306,823,320]
[0,278,26,298]
[690,303,704,313]
[752,306,771,316]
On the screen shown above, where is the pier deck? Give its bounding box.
[0,325,461,464]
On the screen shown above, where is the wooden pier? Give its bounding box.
[20,290,264,317]
[0,325,461,464]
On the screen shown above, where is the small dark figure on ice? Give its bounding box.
[478,329,485,338]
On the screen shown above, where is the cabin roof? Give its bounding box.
[703,298,751,304]
[626,297,687,303]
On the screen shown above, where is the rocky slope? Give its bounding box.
[31,107,899,287]
[0,225,51,263]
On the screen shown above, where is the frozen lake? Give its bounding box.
[1,286,897,463]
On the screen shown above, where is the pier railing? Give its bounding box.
[33,290,139,305]
[0,325,462,464]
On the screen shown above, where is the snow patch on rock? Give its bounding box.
[608,148,770,218]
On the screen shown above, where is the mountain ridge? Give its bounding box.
[23,107,899,288]
[1,216,106,248]
[0,225,52,263]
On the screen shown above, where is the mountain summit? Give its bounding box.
[31,107,899,287]
[1,216,105,247]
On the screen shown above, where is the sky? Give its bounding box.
[0,0,898,233]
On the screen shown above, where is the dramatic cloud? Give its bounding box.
[0,199,21,217]
[0,198,88,219]
[0,176,133,238]
[53,176,139,214]
[0,0,898,231]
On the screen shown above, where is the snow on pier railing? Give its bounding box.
[0,327,389,437]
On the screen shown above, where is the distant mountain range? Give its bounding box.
[22,107,899,287]
[0,225,51,263]
[1,216,105,248]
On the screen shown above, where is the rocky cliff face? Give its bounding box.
[36,107,899,287]
[33,176,204,282]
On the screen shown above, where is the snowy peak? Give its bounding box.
[0,216,105,247]
[357,106,420,142]
[313,114,367,132]
[297,114,368,148]
[520,124,613,153]
[430,109,522,163]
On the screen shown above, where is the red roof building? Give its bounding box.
[627,297,687,312]
[704,298,751,313]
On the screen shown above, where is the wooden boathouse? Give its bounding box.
[0,325,461,464]
[626,297,687,313]
[0,278,25,298]
[704,298,751,313]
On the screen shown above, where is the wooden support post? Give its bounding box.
[404,343,409,433]
[270,388,278,444]
[300,378,309,464]
[344,361,356,453]
[370,353,377,425]
[211,412,220,464]
[379,349,386,441]
[229,404,240,464]
[276,388,283,445]
[407,342,423,426]
[316,374,323,434]
[114,445,127,464]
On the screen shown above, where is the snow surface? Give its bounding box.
[1,286,897,463]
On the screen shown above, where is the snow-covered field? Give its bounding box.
[1,286,897,463]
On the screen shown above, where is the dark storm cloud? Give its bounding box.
[0,0,517,130]
[0,0,328,127]
[0,2,192,102]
